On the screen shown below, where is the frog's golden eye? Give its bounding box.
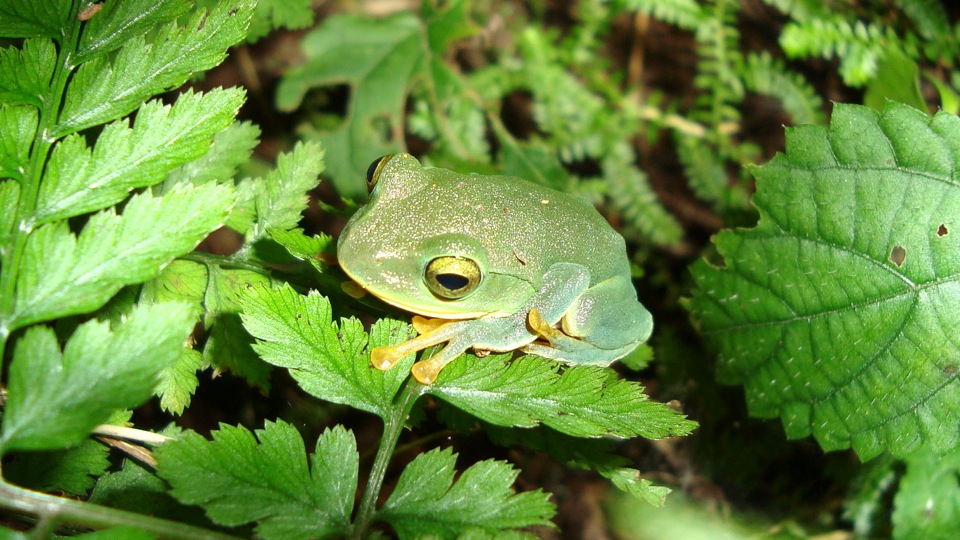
[365,155,394,193]
[424,256,482,299]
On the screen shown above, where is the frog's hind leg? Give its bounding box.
[523,308,635,366]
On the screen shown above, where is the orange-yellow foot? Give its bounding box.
[527,307,565,343]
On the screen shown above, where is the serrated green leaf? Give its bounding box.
[156,421,357,539]
[246,0,314,43]
[90,457,209,525]
[0,302,194,453]
[141,260,208,314]
[9,182,233,331]
[165,120,261,188]
[689,103,960,459]
[892,448,960,540]
[55,0,254,137]
[77,0,191,62]
[35,88,244,224]
[603,468,671,507]
[0,39,56,108]
[4,439,110,496]
[0,180,19,255]
[202,267,272,390]
[0,105,37,182]
[483,424,669,505]
[864,47,927,115]
[0,0,71,39]
[232,141,324,242]
[379,447,554,538]
[429,355,696,439]
[141,260,207,413]
[240,284,415,419]
[157,348,203,415]
[268,228,335,272]
[276,12,426,197]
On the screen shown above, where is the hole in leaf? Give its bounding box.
[937,224,948,237]
[369,113,394,145]
[888,245,906,267]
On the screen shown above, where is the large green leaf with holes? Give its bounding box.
[689,102,960,460]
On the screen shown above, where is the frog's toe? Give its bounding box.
[371,345,406,370]
[411,360,441,384]
[412,315,448,334]
[527,307,565,343]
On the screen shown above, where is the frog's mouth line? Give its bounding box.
[341,267,494,320]
[366,287,493,320]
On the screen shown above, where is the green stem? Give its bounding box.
[351,378,425,539]
[0,0,84,350]
[0,479,240,539]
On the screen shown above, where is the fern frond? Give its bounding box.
[780,17,893,86]
[613,0,705,31]
[604,144,682,246]
[758,0,831,22]
[892,0,949,39]
[742,52,825,126]
[675,133,726,208]
[693,0,743,131]
[674,133,749,212]
[517,28,611,162]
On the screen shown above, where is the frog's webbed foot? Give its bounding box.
[410,343,466,384]
[411,315,447,334]
[370,317,469,385]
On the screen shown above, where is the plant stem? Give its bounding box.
[0,479,240,539]
[0,0,83,350]
[351,378,425,539]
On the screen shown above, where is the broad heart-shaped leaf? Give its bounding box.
[428,354,696,440]
[239,284,415,420]
[689,103,960,459]
[156,421,357,539]
[276,11,423,197]
[892,446,960,540]
[0,302,194,453]
[276,5,474,198]
[378,446,554,538]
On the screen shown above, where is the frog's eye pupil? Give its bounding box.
[424,257,482,299]
[436,273,469,291]
[366,155,393,193]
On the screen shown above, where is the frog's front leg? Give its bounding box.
[371,318,472,380]
[371,316,514,384]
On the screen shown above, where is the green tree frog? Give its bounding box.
[337,154,653,384]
